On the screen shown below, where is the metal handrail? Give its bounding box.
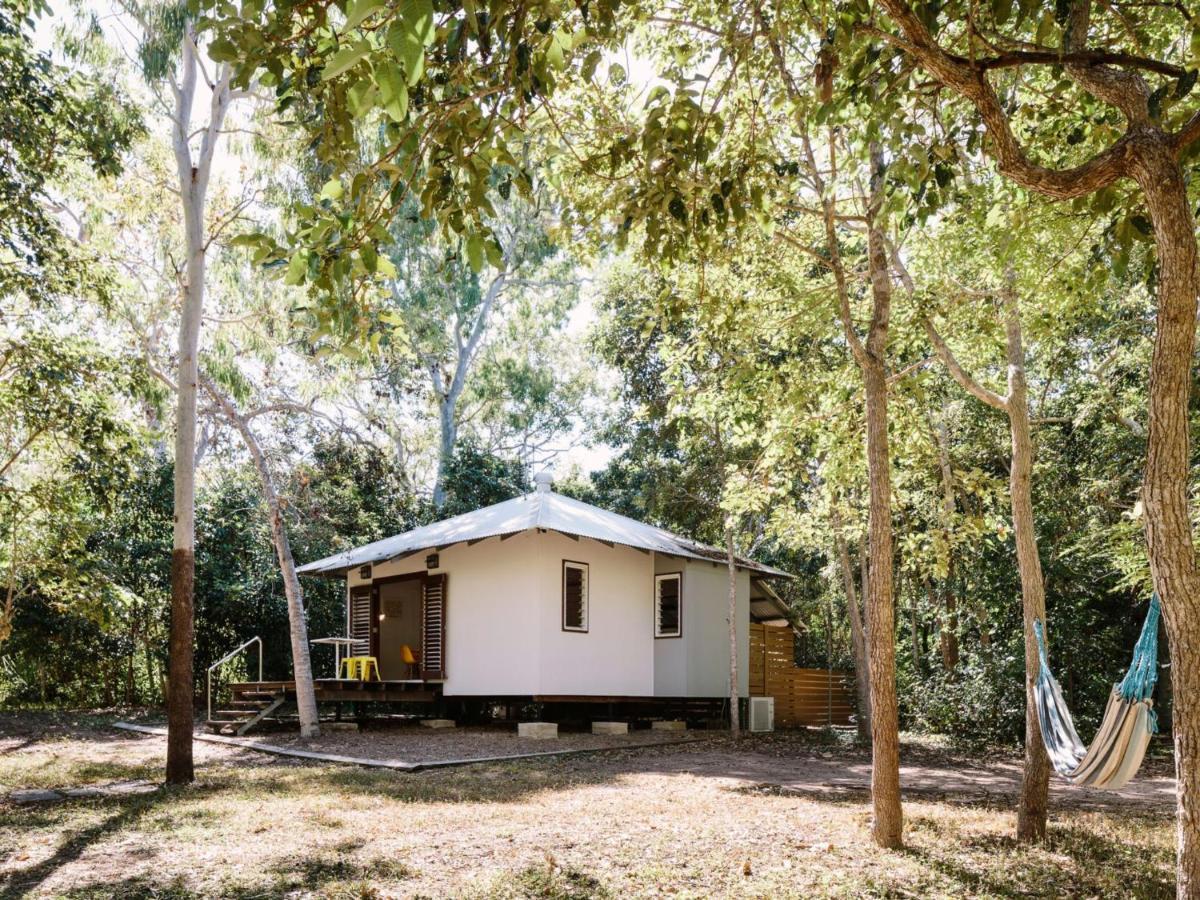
[206,636,262,723]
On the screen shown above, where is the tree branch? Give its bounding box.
[923,318,1009,411]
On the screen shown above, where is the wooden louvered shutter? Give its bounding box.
[421,573,446,679]
[349,585,372,657]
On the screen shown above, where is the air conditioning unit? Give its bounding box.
[749,696,775,733]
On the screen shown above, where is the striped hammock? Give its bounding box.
[1032,594,1161,791]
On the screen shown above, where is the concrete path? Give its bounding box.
[10,781,158,805]
[112,722,703,771]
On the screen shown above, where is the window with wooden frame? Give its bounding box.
[655,573,682,638]
[562,560,589,632]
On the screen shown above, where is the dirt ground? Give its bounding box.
[0,713,1180,898]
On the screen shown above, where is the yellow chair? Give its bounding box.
[400,645,420,679]
[340,656,381,681]
[359,656,380,681]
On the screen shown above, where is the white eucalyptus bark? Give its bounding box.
[204,380,320,738]
[166,29,232,785]
[431,271,507,509]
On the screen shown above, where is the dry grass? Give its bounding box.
[0,713,1177,899]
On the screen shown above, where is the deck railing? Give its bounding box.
[206,636,262,723]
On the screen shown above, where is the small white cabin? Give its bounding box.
[297,472,791,701]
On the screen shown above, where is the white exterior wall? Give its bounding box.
[534,531,655,696]
[343,532,750,698]
[347,532,542,695]
[680,560,750,697]
[652,555,688,695]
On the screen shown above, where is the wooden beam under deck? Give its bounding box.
[230,680,439,704]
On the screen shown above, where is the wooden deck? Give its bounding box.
[230,680,440,703]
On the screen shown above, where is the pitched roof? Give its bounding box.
[296,488,790,578]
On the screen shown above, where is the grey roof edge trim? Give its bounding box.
[298,527,791,578]
[752,578,796,619]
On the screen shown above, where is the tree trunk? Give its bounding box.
[165,32,232,784]
[166,33,203,785]
[831,505,871,743]
[725,521,740,740]
[1004,281,1051,843]
[207,383,321,738]
[925,281,1051,839]
[429,271,506,511]
[432,389,457,510]
[1131,142,1200,897]
[860,149,903,849]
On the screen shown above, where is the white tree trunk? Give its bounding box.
[204,381,320,738]
[166,29,232,785]
[431,385,458,510]
[430,271,507,510]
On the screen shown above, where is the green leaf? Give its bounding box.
[322,40,371,81]
[403,0,436,46]
[466,234,485,272]
[343,0,385,32]
[388,23,425,85]
[284,252,308,285]
[319,178,344,201]
[546,38,564,70]
[1035,11,1055,45]
[376,255,397,278]
[376,64,409,121]
[207,37,239,63]
[581,49,601,81]
[992,0,1013,24]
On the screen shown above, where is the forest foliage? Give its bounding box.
[1,0,1195,761]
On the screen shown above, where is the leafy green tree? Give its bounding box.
[208,0,624,334]
[373,189,572,509]
[0,0,141,307]
[0,334,146,646]
[857,1,1200,874]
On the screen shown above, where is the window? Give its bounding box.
[655,573,682,638]
[562,561,588,632]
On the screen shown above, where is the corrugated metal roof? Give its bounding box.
[297,489,791,578]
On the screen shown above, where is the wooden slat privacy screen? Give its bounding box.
[348,586,372,657]
[421,573,447,679]
[749,622,854,728]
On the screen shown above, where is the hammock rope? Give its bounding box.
[1031,594,1161,790]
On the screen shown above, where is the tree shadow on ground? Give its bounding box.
[0,784,234,900]
[902,817,1174,899]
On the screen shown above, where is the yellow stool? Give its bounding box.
[341,655,380,681]
[359,657,380,681]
